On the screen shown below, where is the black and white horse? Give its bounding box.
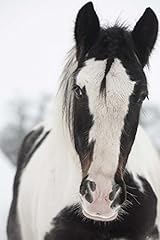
[7,2,160,240]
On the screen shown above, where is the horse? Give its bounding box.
[7,2,160,240]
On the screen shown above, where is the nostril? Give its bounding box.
[111,201,118,209]
[110,183,126,209]
[89,181,96,192]
[85,192,93,203]
[109,191,115,201]
[109,185,120,201]
[80,177,96,204]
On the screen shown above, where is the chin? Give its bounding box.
[82,208,119,222]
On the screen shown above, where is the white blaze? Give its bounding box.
[77,58,135,179]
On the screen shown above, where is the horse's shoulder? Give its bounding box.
[7,122,52,239]
[17,122,51,170]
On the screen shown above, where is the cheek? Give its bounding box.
[119,105,141,168]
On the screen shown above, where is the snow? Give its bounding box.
[0,151,15,240]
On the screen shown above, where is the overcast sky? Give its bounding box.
[0,0,160,124]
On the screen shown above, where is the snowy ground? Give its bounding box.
[0,151,15,240]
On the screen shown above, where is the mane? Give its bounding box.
[57,47,78,136]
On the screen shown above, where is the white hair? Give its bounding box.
[57,47,78,135]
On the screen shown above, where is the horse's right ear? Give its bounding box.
[74,2,100,60]
[132,8,158,67]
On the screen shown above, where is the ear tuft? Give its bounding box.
[132,8,158,67]
[74,2,100,60]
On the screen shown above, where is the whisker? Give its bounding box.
[125,184,137,190]
[126,191,141,206]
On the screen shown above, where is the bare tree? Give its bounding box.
[0,94,51,165]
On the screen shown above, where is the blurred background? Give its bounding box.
[0,0,160,239]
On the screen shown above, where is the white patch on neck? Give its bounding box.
[17,115,82,240]
[127,126,160,229]
[77,58,135,179]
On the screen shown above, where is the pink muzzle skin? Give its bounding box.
[80,174,121,221]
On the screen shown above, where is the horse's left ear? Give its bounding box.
[74,2,100,60]
[132,8,158,67]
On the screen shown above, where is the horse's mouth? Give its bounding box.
[82,208,118,222]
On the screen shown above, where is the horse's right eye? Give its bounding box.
[73,85,84,99]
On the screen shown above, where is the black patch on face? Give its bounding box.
[85,27,135,61]
[119,74,148,172]
[45,173,158,240]
[115,77,148,202]
[73,84,94,162]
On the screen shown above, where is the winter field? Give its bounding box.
[0,0,160,239]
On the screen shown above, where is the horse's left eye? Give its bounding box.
[73,85,84,99]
